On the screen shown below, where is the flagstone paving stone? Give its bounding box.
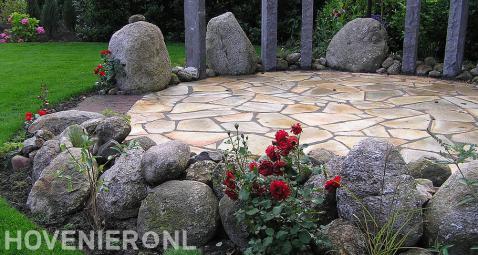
[126,71,478,159]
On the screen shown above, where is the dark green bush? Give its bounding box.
[41,0,60,37]
[62,0,75,31]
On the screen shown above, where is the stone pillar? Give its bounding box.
[443,0,469,77]
[401,0,421,74]
[184,0,206,78]
[300,0,314,69]
[261,0,278,71]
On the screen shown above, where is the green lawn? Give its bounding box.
[0,42,186,145]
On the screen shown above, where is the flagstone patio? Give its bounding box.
[127,71,478,163]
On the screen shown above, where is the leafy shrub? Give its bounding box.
[62,0,76,31]
[0,0,27,23]
[223,124,331,254]
[41,0,59,37]
[93,49,123,91]
[26,0,41,19]
[4,12,44,42]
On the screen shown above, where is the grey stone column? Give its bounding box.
[261,0,278,71]
[184,0,206,78]
[443,0,469,77]
[300,0,314,69]
[401,0,421,74]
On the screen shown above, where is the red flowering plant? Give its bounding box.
[24,84,50,128]
[222,123,332,254]
[94,49,121,90]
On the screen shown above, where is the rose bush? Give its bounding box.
[2,12,45,43]
[222,123,335,254]
[93,49,121,90]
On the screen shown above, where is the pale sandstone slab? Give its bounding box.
[303,140,349,156]
[129,112,165,124]
[400,148,446,163]
[171,103,224,113]
[321,118,384,132]
[129,100,172,113]
[336,131,365,136]
[165,131,228,147]
[157,85,189,96]
[130,124,148,136]
[299,127,333,144]
[215,113,254,122]
[236,102,284,112]
[218,134,272,155]
[192,84,229,92]
[351,101,395,109]
[214,96,252,106]
[221,122,270,133]
[365,108,423,119]
[323,102,363,114]
[442,96,478,109]
[401,137,448,153]
[382,115,431,130]
[257,113,299,128]
[182,93,231,103]
[430,120,476,134]
[363,125,389,137]
[290,113,360,126]
[168,110,239,120]
[246,86,285,94]
[144,120,176,134]
[330,92,365,101]
[426,109,475,122]
[253,94,295,105]
[281,104,320,114]
[451,130,478,145]
[365,90,403,101]
[388,129,429,140]
[177,119,224,132]
[387,96,439,106]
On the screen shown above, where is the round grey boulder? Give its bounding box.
[326,18,388,72]
[97,147,147,220]
[320,219,367,255]
[219,196,248,249]
[137,180,219,247]
[28,110,104,135]
[141,141,190,186]
[336,138,423,246]
[424,161,478,255]
[185,160,217,185]
[32,139,61,182]
[206,12,256,75]
[27,149,92,223]
[128,136,157,151]
[95,116,131,145]
[109,21,171,93]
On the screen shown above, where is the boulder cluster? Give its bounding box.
[12,112,478,254]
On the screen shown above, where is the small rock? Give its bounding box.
[408,157,451,186]
[285,52,301,64]
[387,60,401,75]
[206,68,216,77]
[289,64,299,70]
[428,70,442,78]
[171,66,183,74]
[97,139,120,162]
[469,67,478,76]
[169,73,180,85]
[141,141,190,186]
[80,118,103,135]
[320,219,367,255]
[318,57,327,66]
[312,63,326,70]
[276,58,289,70]
[415,178,435,206]
[128,14,146,23]
[95,116,131,145]
[456,71,473,81]
[22,137,40,155]
[376,67,387,74]
[11,155,31,171]
[424,56,437,67]
[128,136,156,151]
[177,67,199,82]
[219,196,249,249]
[399,248,433,255]
[194,151,223,163]
[34,129,54,142]
[107,88,118,95]
[434,63,444,72]
[307,148,336,166]
[185,160,217,185]
[416,64,433,76]
[382,56,394,69]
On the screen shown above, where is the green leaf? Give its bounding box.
[276,230,288,240]
[246,208,259,215]
[265,228,275,236]
[263,236,273,247]
[239,189,250,200]
[272,205,283,215]
[299,231,311,244]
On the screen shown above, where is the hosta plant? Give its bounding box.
[222,123,332,254]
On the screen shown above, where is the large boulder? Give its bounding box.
[32,139,61,182]
[109,21,171,93]
[424,162,478,255]
[219,196,249,249]
[336,138,423,246]
[97,147,147,220]
[326,18,388,72]
[28,110,104,135]
[408,156,451,186]
[206,12,256,75]
[141,141,190,186]
[137,180,219,247]
[27,149,92,222]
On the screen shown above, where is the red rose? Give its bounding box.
[291,123,302,135]
[223,171,236,189]
[252,182,266,196]
[277,136,298,156]
[265,145,280,161]
[100,50,111,55]
[324,176,342,191]
[225,189,238,200]
[275,130,289,143]
[258,160,274,176]
[97,64,103,69]
[270,180,291,201]
[273,160,287,175]
[249,161,258,172]
[94,67,99,74]
[37,109,47,116]
[25,112,33,121]
[99,71,106,77]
